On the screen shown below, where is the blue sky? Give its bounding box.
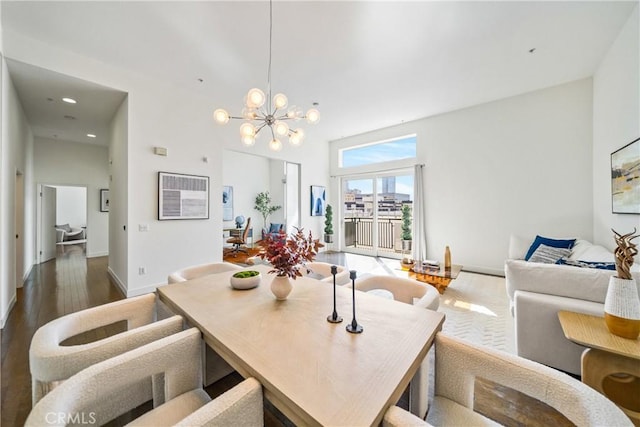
[341,136,417,168]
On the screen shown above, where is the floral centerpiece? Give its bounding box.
[258,227,321,299]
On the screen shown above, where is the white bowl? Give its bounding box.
[230,271,261,290]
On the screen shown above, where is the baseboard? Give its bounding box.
[126,282,164,298]
[463,264,505,277]
[18,264,34,288]
[87,251,108,258]
[1,293,17,329]
[107,267,127,298]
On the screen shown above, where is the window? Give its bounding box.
[340,135,416,168]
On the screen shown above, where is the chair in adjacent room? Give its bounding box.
[25,328,264,427]
[382,333,633,427]
[29,293,183,406]
[226,217,252,256]
[346,275,440,419]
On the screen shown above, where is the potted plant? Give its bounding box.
[258,227,320,300]
[400,204,415,270]
[254,191,281,231]
[324,204,334,244]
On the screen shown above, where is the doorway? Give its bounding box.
[15,171,24,288]
[341,172,414,259]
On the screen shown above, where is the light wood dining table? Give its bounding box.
[157,264,445,426]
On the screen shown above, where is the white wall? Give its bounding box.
[222,150,271,232]
[331,79,594,275]
[34,138,109,257]
[593,5,640,251]
[0,56,33,327]
[55,186,86,228]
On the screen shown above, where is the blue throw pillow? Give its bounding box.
[525,235,576,261]
[556,259,616,270]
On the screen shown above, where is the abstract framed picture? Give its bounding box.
[223,185,233,221]
[310,185,326,217]
[100,189,109,212]
[158,172,210,220]
[611,137,640,214]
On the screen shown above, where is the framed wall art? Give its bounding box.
[611,137,639,214]
[158,172,210,220]
[100,189,109,212]
[223,186,233,221]
[310,185,326,217]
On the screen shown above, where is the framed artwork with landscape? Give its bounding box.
[310,185,326,216]
[611,137,640,214]
[158,172,210,220]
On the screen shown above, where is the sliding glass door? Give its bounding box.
[342,172,414,258]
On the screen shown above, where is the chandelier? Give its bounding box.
[213,0,320,151]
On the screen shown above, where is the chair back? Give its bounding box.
[168,262,241,283]
[241,217,252,242]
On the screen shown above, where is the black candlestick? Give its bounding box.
[327,265,343,323]
[346,270,363,334]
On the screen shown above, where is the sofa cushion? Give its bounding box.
[528,244,571,264]
[268,223,283,233]
[524,235,576,261]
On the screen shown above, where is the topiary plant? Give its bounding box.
[324,205,333,235]
[401,204,412,241]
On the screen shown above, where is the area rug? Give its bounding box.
[223,246,264,265]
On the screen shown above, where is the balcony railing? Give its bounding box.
[344,217,404,253]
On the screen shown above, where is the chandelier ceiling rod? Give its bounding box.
[213,0,320,151]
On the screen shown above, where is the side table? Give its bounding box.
[558,310,640,425]
[408,264,462,294]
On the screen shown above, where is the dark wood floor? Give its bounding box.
[2,246,572,426]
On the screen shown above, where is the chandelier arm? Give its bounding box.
[267,0,273,109]
[255,122,269,134]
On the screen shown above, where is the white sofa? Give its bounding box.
[505,235,640,375]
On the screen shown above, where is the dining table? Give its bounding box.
[157,264,445,426]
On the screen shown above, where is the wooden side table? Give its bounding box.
[408,264,462,294]
[558,311,640,425]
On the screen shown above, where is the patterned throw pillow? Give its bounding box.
[528,244,572,264]
[556,259,616,270]
[524,235,576,261]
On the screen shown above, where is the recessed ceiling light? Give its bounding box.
[529,48,536,53]
[62,97,77,104]
[63,115,76,120]
[87,134,97,138]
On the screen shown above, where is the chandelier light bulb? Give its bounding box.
[306,108,320,124]
[274,121,289,136]
[294,128,305,141]
[289,132,302,146]
[242,107,258,120]
[269,138,283,152]
[240,122,256,137]
[241,135,256,146]
[213,109,230,124]
[273,93,288,109]
[246,88,265,108]
[287,106,303,120]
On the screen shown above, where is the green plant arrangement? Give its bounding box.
[324,204,334,243]
[254,191,281,230]
[258,227,320,279]
[401,204,412,241]
[232,271,260,279]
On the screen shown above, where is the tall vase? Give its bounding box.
[271,275,292,300]
[604,276,640,339]
[444,246,451,270]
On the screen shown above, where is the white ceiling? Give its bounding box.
[2,1,637,145]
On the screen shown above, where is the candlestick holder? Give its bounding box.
[327,265,343,323]
[346,270,363,334]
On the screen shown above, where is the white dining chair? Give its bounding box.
[301,262,350,285]
[383,333,632,427]
[25,328,264,427]
[167,261,242,386]
[29,293,183,406]
[346,275,440,419]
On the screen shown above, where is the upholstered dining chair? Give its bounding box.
[167,261,241,386]
[383,333,632,427]
[346,275,440,419]
[301,262,350,285]
[25,328,264,427]
[226,217,252,256]
[29,293,183,406]
[168,262,241,283]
